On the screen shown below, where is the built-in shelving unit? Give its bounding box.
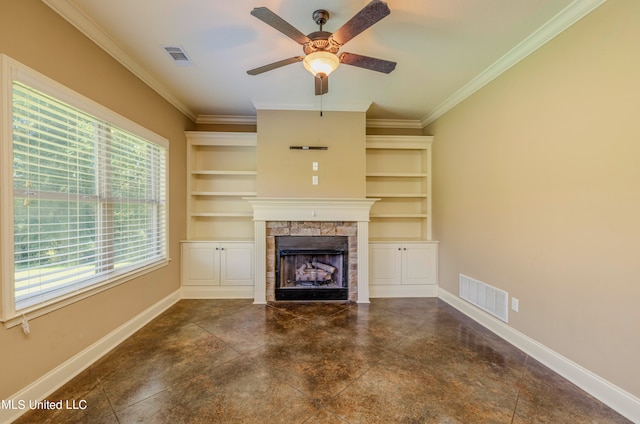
[366,135,433,241]
[183,131,437,299]
[186,131,257,240]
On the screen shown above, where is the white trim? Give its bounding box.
[180,285,255,299]
[356,221,371,303]
[185,131,256,146]
[438,287,640,423]
[0,290,180,424]
[366,119,423,129]
[252,100,372,113]
[196,115,257,126]
[253,220,267,304]
[195,116,422,130]
[41,0,197,122]
[370,285,438,298]
[420,0,608,127]
[366,135,433,150]
[0,56,16,321]
[245,197,378,222]
[193,116,424,129]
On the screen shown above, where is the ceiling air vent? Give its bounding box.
[162,45,193,66]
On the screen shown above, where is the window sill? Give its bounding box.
[2,259,170,329]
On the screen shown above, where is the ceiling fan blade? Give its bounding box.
[251,7,311,45]
[314,74,329,95]
[247,56,304,75]
[330,0,391,46]
[338,52,396,74]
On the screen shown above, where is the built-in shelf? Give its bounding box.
[186,131,257,240]
[366,135,433,241]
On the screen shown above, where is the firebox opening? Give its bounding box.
[275,236,349,301]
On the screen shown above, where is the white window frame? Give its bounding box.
[0,55,170,327]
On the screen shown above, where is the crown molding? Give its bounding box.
[195,116,422,129]
[42,0,198,122]
[196,115,257,125]
[252,100,372,113]
[366,119,422,129]
[420,0,608,127]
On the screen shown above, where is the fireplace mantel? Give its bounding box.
[246,197,377,304]
[245,197,378,222]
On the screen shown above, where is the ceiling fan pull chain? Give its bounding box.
[320,78,324,116]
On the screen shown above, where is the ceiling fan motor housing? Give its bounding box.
[303,32,339,54]
[305,10,340,54]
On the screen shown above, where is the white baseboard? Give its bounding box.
[370,284,438,298]
[1,291,180,424]
[438,287,640,423]
[180,285,254,299]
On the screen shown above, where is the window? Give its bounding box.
[1,56,168,323]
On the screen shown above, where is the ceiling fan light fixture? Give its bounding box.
[303,51,340,77]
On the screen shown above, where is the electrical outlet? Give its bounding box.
[511,297,519,312]
[312,175,318,185]
[312,162,318,171]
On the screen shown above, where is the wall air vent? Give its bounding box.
[459,274,508,323]
[162,45,194,66]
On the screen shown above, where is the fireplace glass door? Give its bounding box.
[275,236,348,301]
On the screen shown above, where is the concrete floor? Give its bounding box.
[14,298,630,423]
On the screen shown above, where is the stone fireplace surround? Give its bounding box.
[246,198,377,304]
[268,222,356,302]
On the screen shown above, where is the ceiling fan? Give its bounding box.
[247,0,397,95]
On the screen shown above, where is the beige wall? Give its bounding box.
[0,1,192,399]
[256,110,366,198]
[426,0,640,397]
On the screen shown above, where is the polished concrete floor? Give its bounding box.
[15,298,630,423]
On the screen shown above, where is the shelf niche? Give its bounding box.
[186,131,257,240]
[365,135,433,241]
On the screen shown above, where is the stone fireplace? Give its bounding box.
[246,198,377,304]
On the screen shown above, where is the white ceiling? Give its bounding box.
[43,0,605,125]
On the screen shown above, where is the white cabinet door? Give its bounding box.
[402,243,437,285]
[370,242,437,286]
[369,243,403,285]
[181,242,221,286]
[220,242,254,286]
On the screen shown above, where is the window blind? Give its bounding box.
[12,81,167,311]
